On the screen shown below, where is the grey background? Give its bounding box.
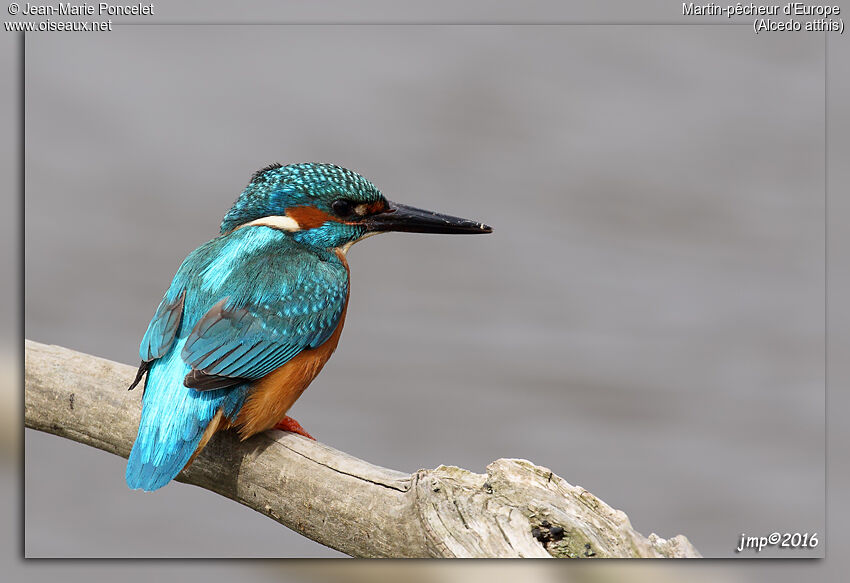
[15,0,839,570]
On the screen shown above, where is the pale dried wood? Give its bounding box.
[24,340,700,558]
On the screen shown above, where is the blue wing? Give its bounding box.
[127,227,348,491]
[180,257,348,390]
[139,290,185,362]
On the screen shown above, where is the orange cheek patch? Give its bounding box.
[286,206,337,229]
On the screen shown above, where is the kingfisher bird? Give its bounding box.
[125,162,492,491]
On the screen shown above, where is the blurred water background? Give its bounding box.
[6,1,848,580]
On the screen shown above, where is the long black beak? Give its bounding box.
[364,202,493,235]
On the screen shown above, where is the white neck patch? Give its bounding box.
[239,215,301,232]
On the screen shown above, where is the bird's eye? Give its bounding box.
[332,199,354,217]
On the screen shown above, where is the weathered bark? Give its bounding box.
[24,340,700,558]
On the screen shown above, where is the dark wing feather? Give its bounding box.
[128,360,151,391]
[182,369,244,391]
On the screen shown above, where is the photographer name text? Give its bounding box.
[16,2,153,16]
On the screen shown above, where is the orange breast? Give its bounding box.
[232,250,350,440]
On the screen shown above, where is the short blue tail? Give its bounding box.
[126,338,247,491]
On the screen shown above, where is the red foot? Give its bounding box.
[273,416,315,440]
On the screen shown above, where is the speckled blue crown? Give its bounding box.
[220,163,385,234]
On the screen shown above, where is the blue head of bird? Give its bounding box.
[219,163,492,250]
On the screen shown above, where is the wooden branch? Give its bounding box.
[24,340,700,558]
